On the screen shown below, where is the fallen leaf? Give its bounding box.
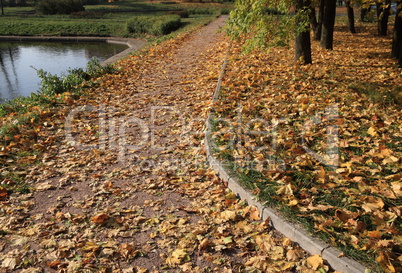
[376,252,396,273]
[90,213,109,224]
[166,248,190,267]
[307,254,324,270]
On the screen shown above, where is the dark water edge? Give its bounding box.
[0,40,128,103]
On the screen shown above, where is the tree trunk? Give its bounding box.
[310,6,319,35]
[345,0,356,33]
[296,0,312,64]
[1,0,4,16]
[315,0,325,40]
[320,0,337,49]
[377,0,391,36]
[392,0,402,61]
[360,7,369,22]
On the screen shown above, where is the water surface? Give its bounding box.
[0,41,127,102]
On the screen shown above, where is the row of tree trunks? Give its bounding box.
[302,0,335,64]
[299,0,402,65]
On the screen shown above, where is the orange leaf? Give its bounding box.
[90,213,109,224]
[368,230,382,239]
[249,206,261,220]
[0,187,8,201]
[376,252,396,272]
[307,254,324,270]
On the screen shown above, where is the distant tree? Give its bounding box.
[309,3,318,33]
[376,0,391,36]
[1,0,4,16]
[315,0,325,40]
[320,0,337,49]
[345,0,356,33]
[360,1,371,21]
[226,0,312,64]
[296,0,312,63]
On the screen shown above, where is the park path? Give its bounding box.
[0,17,314,272]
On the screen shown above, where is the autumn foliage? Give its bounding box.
[213,20,402,273]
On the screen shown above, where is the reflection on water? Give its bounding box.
[0,41,127,103]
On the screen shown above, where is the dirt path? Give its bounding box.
[0,17,316,272]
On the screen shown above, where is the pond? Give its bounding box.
[0,41,128,103]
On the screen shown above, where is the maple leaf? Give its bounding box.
[254,234,274,252]
[249,206,261,220]
[306,254,324,270]
[286,247,305,261]
[166,249,190,267]
[245,256,272,272]
[220,210,237,221]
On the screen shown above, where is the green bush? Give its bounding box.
[126,15,181,36]
[167,10,189,18]
[35,58,114,95]
[186,7,216,15]
[36,0,85,15]
[69,11,104,18]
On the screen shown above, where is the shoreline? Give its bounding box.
[0,36,148,66]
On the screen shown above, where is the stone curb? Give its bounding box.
[204,47,367,273]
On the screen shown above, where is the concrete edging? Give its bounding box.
[204,46,368,273]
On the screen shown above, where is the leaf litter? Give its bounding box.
[213,21,402,273]
[0,16,334,272]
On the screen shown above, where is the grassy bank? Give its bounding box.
[0,1,233,37]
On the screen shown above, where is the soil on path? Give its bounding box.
[0,17,319,272]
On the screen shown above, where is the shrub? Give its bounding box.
[186,8,215,15]
[35,58,114,95]
[69,11,104,18]
[36,0,85,15]
[82,0,99,4]
[167,10,189,18]
[126,15,181,36]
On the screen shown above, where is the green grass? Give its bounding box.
[126,14,181,36]
[0,1,233,37]
[0,16,127,36]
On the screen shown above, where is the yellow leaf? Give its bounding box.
[368,126,378,137]
[286,247,304,261]
[270,246,285,260]
[391,182,402,197]
[254,234,274,252]
[288,199,298,206]
[307,254,324,270]
[249,206,261,220]
[166,249,189,267]
[245,256,271,271]
[376,252,396,272]
[382,156,399,165]
[2,257,19,269]
[220,210,237,221]
[276,184,294,195]
[362,196,384,212]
